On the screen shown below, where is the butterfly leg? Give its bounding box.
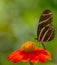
[41,42,46,50]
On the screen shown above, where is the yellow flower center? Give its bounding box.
[22,41,36,52]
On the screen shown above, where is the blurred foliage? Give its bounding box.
[0,0,57,65]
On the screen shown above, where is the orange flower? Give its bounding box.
[8,41,52,63]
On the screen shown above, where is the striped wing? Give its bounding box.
[37,9,55,42]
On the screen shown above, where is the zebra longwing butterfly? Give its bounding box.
[36,9,55,42]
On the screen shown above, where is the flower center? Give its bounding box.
[22,41,36,52]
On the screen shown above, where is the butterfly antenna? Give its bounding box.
[41,42,46,50]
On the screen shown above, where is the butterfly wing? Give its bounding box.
[37,9,55,42]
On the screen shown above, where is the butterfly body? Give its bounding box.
[37,9,55,42]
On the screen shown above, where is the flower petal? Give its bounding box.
[21,53,30,62]
[38,54,46,63]
[8,50,23,63]
[8,48,52,63]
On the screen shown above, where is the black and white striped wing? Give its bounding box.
[37,9,55,42]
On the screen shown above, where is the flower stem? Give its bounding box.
[29,61,34,65]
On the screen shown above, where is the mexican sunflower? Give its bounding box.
[8,41,52,63]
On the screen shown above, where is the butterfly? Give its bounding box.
[36,9,55,49]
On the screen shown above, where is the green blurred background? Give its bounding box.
[0,0,57,65]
